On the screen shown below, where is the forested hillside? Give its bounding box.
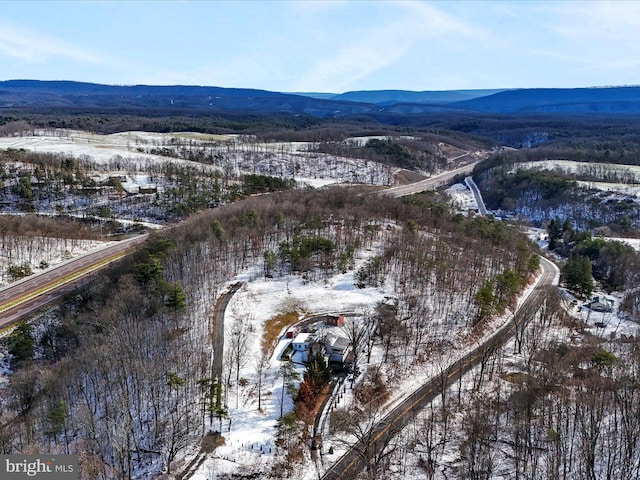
[473,151,640,234]
[0,187,540,478]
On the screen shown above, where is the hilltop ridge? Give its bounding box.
[2,80,640,116]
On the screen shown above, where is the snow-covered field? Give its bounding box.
[519,159,640,179]
[0,129,394,186]
[0,130,194,167]
[576,180,640,197]
[517,160,640,198]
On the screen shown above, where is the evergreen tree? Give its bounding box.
[7,320,34,363]
[165,283,186,311]
[547,218,562,251]
[563,251,580,292]
[303,352,333,397]
[495,268,521,307]
[211,219,225,242]
[475,280,496,321]
[46,399,68,438]
[563,251,594,296]
[579,255,594,296]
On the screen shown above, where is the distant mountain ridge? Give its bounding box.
[0,79,288,97]
[0,79,378,116]
[327,89,506,105]
[2,80,640,116]
[452,86,640,113]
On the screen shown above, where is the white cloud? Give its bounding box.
[289,1,484,92]
[290,24,412,92]
[2,0,638,91]
[0,22,100,64]
[519,1,640,86]
[549,0,640,40]
[289,0,349,15]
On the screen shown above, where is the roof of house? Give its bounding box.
[292,332,315,344]
[325,333,350,351]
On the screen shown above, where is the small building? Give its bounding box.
[325,314,345,327]
[588,296,614,312]
[285,326,300,339]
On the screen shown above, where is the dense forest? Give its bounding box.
[3,107,640,148]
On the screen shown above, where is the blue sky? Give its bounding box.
[1,0,639,93]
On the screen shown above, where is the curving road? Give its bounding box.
[0,234,148,329]
[382,159,479,197]
[321,256,559,480]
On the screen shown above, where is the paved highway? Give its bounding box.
[321,256,559,480]
[382,159,480,197]
[465,176,489,215]
[0,234,148,329]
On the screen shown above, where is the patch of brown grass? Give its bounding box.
[262,311,298,354]
[200,432,224,453]
[500,372,530,384]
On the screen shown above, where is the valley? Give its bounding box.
[1,88,640,480]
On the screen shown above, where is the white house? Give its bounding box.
[291,333,316,363]
[323,333,352,364]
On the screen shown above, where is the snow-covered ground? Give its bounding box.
[576,179,640,197]
[181,247,562,479]
[5,132,639,478]
[387,283,640,480]
[0,130,194,167]
[177,182,562,480]
[445,182,479,212]
[188,248,388,479]
[518,159,640,180]
[0,129,394,187]
[183,225,640,480]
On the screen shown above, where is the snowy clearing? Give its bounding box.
[445,182,479,212]
[0,129,394,187]
[188,259,388,479]
[518,159,640,179]
[185,252,560,480]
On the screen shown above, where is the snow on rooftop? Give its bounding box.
[291,332,314,344]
